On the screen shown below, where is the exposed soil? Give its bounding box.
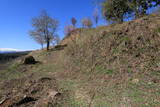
[0,74,63,107]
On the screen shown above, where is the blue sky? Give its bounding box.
[0,0,104,50]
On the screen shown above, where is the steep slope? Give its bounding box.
[55,14,160,106]
[0,14,160,107]
[63,14,160,73]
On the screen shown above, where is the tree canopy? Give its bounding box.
[30,10,59,50]
[102,0,160,23]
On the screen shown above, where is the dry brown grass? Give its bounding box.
[54,14,160,106]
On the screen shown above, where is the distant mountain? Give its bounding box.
[0,48,22,53]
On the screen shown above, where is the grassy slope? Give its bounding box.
[0,14,160,107]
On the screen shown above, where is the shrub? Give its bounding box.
[64,25,75,36]
[81,18,93,28]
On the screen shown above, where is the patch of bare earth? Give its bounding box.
[0,74,64,107]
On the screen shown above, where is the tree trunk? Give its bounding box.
[41,44,43,50]
[47,39,50,51]
[135,11,140,18]
[117,17,123,23]
[120,18,123,23]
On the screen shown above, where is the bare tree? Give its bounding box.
[93,8,99,27]
[30,31,45,49]
[81,18,93,28]
[71,17,77,27]
[30,10,59,50]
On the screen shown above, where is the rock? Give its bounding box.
[14,96,37,106]
[48,90,61,98]
[39,77,52,82]
[135,53,141,57]
[54,44,67,50]
[101,31,107,36]
[132,79,139,84]
[0,97,8,105]
[23,56,36,64]
[152,79,159,83]
[137,36,143,41]
[148,82,152,85]
[34,90,61,107]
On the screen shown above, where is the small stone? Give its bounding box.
[132,79,139,84]
[148,82,152,85]
[152,79,159,83]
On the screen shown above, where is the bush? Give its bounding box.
[81,18,93,28]
[64,25,75,36]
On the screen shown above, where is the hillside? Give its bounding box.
[0,14,160,107]
[0,52,31,71]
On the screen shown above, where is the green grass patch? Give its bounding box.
[7,63,20,71]
[155,27,160,33]
[59,79,77,91]
[95,65,114,75]
[127,68,132,73]
[120,36,130,42]
[95,101,111,107]
[112,48,120,54]
[0,63,23,81]
[67,98,87,107]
